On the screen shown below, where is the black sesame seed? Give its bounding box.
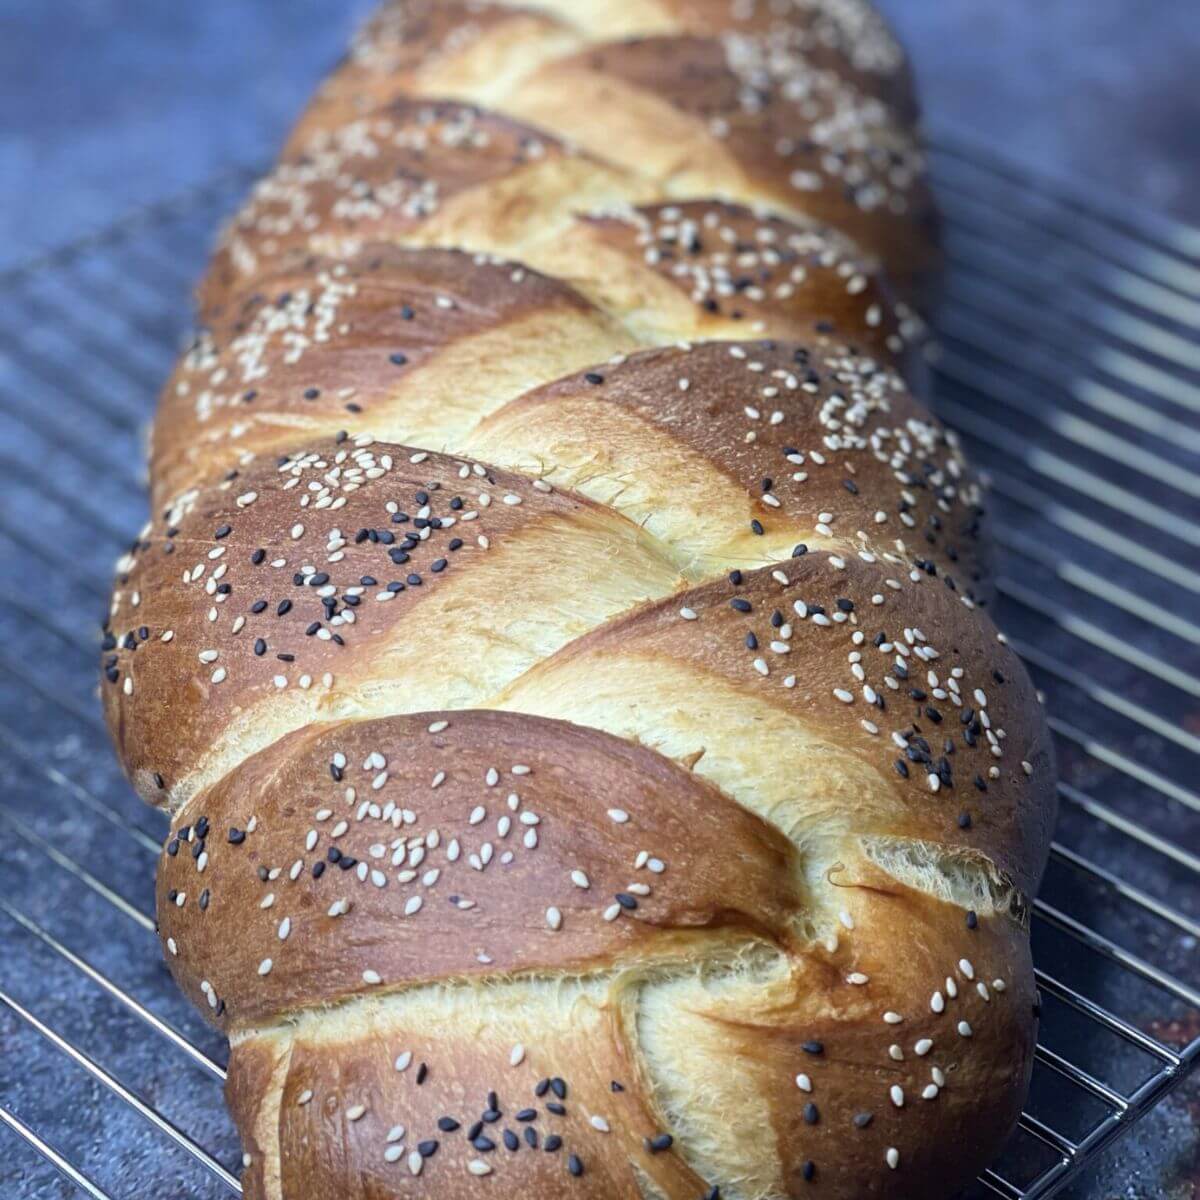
[390,352,409,366]
[584,372,604,385]
[647,1134,673,1153]
[503,1129,519,1151]
[802,1040,823,1055]
[550,1078,566,1099]
[544,1135,562,1152]
[515,1109,536,1122]
[416,1062,428,1084]
[524,1127,539,1148]
[802,1161,816,1181]
[853,1112,873,1129]
[966,910,979,929]
[227,828,245,845]
[418,1139,439,1157]
[568,1154,584,1177]
[803,1103,819,1125]
[546,1102,566,1116]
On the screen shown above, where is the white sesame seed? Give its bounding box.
[394,1051,412,1072]
[257,958,273,976]
[957,1020,973,1037]
[886,1147,900,1170]
[546,906,562,931]
[607,808,629,824]
[890,1085,904,1107]
[914,1038,933,1056]
[795,1073,812,1092]
[363,970,382,985]
[347,1105,366,1121]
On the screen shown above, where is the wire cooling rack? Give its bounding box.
[0,133,1196,1200]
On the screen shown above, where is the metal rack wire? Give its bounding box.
[0,135,1196,1199]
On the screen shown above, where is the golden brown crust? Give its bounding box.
[156,710,802,1030]
[561,200,926,365]
[154,245,634,509]
[98,1,1059,1195]
[501,33,939,299]
[223,873,1035,1200]
[285,1,583,152]
[102,438,684,808]
[470,338,985,592]
[507,0,918,116]
[497,549,1055,899]
[201,99,646,314]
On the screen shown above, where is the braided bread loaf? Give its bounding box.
[101,3,1056,1197]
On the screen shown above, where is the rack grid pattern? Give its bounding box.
[0,135,1196,1199]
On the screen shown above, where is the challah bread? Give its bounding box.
[100,1,1056,1197]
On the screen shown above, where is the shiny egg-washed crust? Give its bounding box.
[467,338,987,592]
[526,0,919,116]
[153,245,636,511]
[496,549,1055,900]
[198,96,923,372]
[104,438,685,810]
[164,714,1036,1200]
[278,0,937,300]
[498,34,938,299]
[161,212,923,511]
[98,1,1061,1196]
[199,99,651,316]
